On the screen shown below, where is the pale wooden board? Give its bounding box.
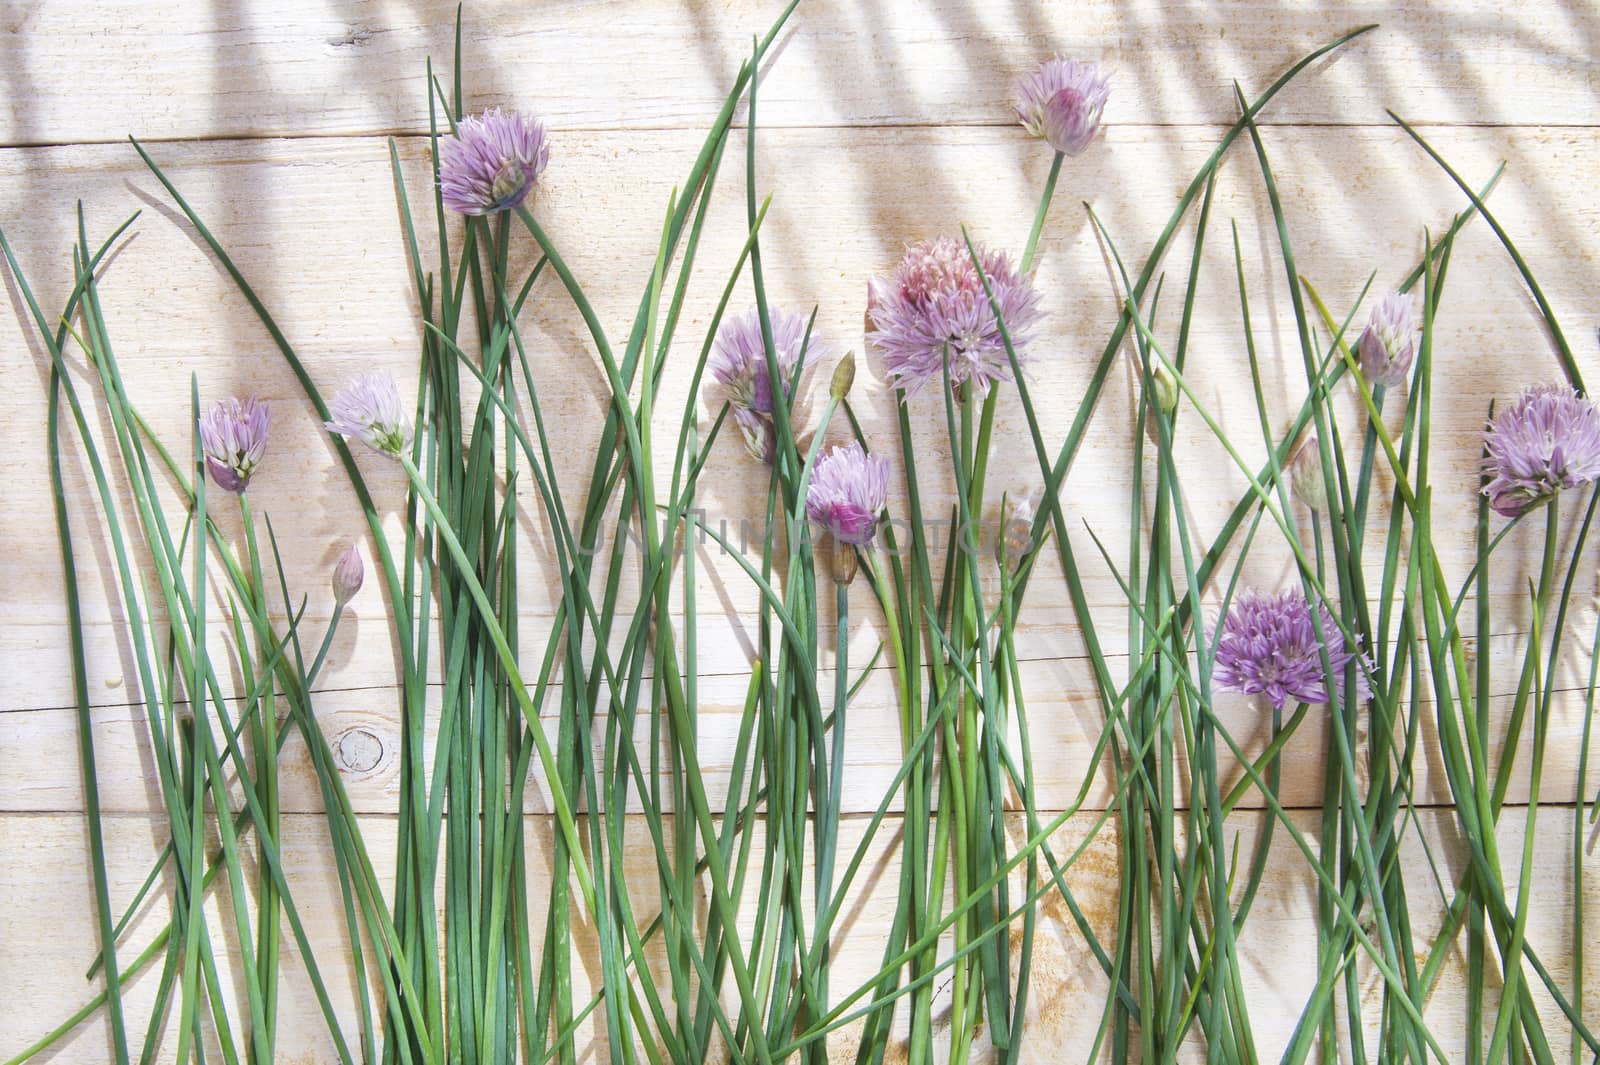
[5,2,1600,1061]
[3,624,1596,818]
[3,808,1597,1063]
[3,0,1599,148]
[3,126,1597,714]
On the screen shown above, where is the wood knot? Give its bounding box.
[326,24,375,48]
[336,727,385,774]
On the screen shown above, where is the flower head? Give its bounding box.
[332,543,364,607]
[438,109,550,216]
[1358,290,1420,386]
[807,443,890,546]
[1213,589,1371,711]
[1481,384,1600,518]
[1015,57,1111,156]
[710,306,829,461]
[867,237,1042,397]
[325,371,413,458]
[198,395,270,493]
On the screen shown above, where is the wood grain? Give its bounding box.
[4,2,1599,1060]
[3,1,1598,148]
[3,126,1596,712]
[3,808,1594,1063]
[2,624,1595,817]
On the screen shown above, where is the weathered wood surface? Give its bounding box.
[5,810,1597,1062]
[3,628,1596,818]
[2,0,1598,146]
[4,127,1597,713]
[3,1,1598,1061]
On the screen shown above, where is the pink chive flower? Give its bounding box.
[807,443,890,546]
[867,236,1042,398]
[1015,57,1111,156]
[438,109,550,216]
[710,306,830,462]
[332,543,364,608]
[1481,384,1600,518]
[1358,290,1420,387]
[198,395,270,493]
[1213,590,1371,711]
[325,371,413,458]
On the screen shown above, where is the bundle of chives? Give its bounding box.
[7,207,379,1064]
[10,10,1600,1065]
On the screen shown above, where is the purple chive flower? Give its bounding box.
[1213,589,1371,711]
[332,543,364,608]
[807,443,890,546]
[1358,291,1420,386]
[1015,57,1111,156]
[710,306,830,461]
[438,109,550,216]
[198,395,270,493]
[867,236,1042,397]
[1481,384,1600,518]
[325,371,413,458]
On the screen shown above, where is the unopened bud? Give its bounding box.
[997,490,1037,572]
[1290,438,1328,511]
[332,543,365,607]
[1150,363,1179,417]
[830,352,857,400]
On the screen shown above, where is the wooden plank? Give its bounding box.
[3,125,1596,713]
[6,1,1599,1057]
[1,625,1595,817]
[2,807,1595,1062]
[2,1,1598,148]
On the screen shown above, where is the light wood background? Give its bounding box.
[3,1,1599,1061]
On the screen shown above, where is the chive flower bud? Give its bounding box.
[997,490,1037,572]
[198,395,270,494]
[1142,364,1180,446]
[1150,363,1179,417]
[332,543,364,607]
[1357,290,1420,387]
[1289,437,1329,511]
[830,351,857,400]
